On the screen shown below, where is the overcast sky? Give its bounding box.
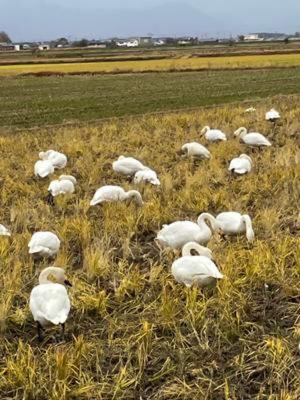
[1,0,300,41]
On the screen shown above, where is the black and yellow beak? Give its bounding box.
[64,279,72,287]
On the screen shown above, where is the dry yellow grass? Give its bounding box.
[0,97,299,399]
[1,53,300,76]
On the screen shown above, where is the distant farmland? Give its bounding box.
[1,53,300,76]
[1,68,300,128]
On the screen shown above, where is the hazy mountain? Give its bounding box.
[1,0,299,41]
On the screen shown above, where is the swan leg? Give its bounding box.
[60,323,65,341]
[45,192,55,206]
[37,321,43,342]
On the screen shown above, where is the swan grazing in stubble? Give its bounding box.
[216,212,254,241]
[112,156,148,176]
[90,185,143,206]
[134,169,160,185]
[201,126,227,142]
[181,142,211,159]
[47,175,77,205]
[0,224,11,236]
[171,242,224,288]
[228,154,252,175]
[34,160,55,178]
[156,213,220,250]
[234,127,271,147]
[28,231,61,258]
[39,150,67,169]
[29,267,72,341]
[265,108,280,122]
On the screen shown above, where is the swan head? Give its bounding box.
[39,151,47,160]
[234,127,247,138]
[39,266,72,286]
[200,126,210,135]
[239,154,252,164]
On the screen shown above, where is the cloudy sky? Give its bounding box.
[1,0,299,41]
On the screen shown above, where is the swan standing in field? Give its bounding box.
[265,108,280,122]
[234,127,272,147]
[39,150,67,169]
[156,213,220,250]
[28,231,61,258]
[112,156,148,176]
[47,175,77,205]
[0,224,11,236]
[201,126,227,142]
[34,160,55,178]
[181,142,211,159]
[228,154,252,175]
[134,169,160,185]
[171,242,224,288]
[216,212,254,241]
[30,266,72,341]
[90,185,144,206]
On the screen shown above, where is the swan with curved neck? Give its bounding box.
[90,185,144,206]
[201,126,227,142]
[234,127,271,147]
[216,212,254,241]
[181,142,211,159]
[171,242,223,288]
[113,155,148,176]
[30,267,72,341]
[156,213,220,250]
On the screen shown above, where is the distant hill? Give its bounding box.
[1,0,299,41]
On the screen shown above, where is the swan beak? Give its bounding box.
[64,279,72,287]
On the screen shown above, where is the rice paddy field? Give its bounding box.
[2,68,300,129]
[1,52,300,76]
[0,89,300,399]
[0,46,300,399]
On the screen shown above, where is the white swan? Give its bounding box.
[0,224,11,236]
[48,175,76,197]
[266,108,280,122]
[39,150,67,169]
[201,126,227,142]
[28,231,61,257]
[112,156,148,176]
[171,242,224,288]
[234,127,271,147]
[216,212,254,241]
[156,213,220,250]
[228,154,252,175]
[181,142,211,159]
[90,185,143,206]
[134,169,160,185]
[34,160,55,178]
[29,266,71,341]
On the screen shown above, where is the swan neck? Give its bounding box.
[243,215,254,240]
[182,242,212,258]
[197,213,217,232]
[39,267,59,284]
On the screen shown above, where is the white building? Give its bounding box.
[244,34,263,41]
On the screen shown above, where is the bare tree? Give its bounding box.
[0,31,12,43]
